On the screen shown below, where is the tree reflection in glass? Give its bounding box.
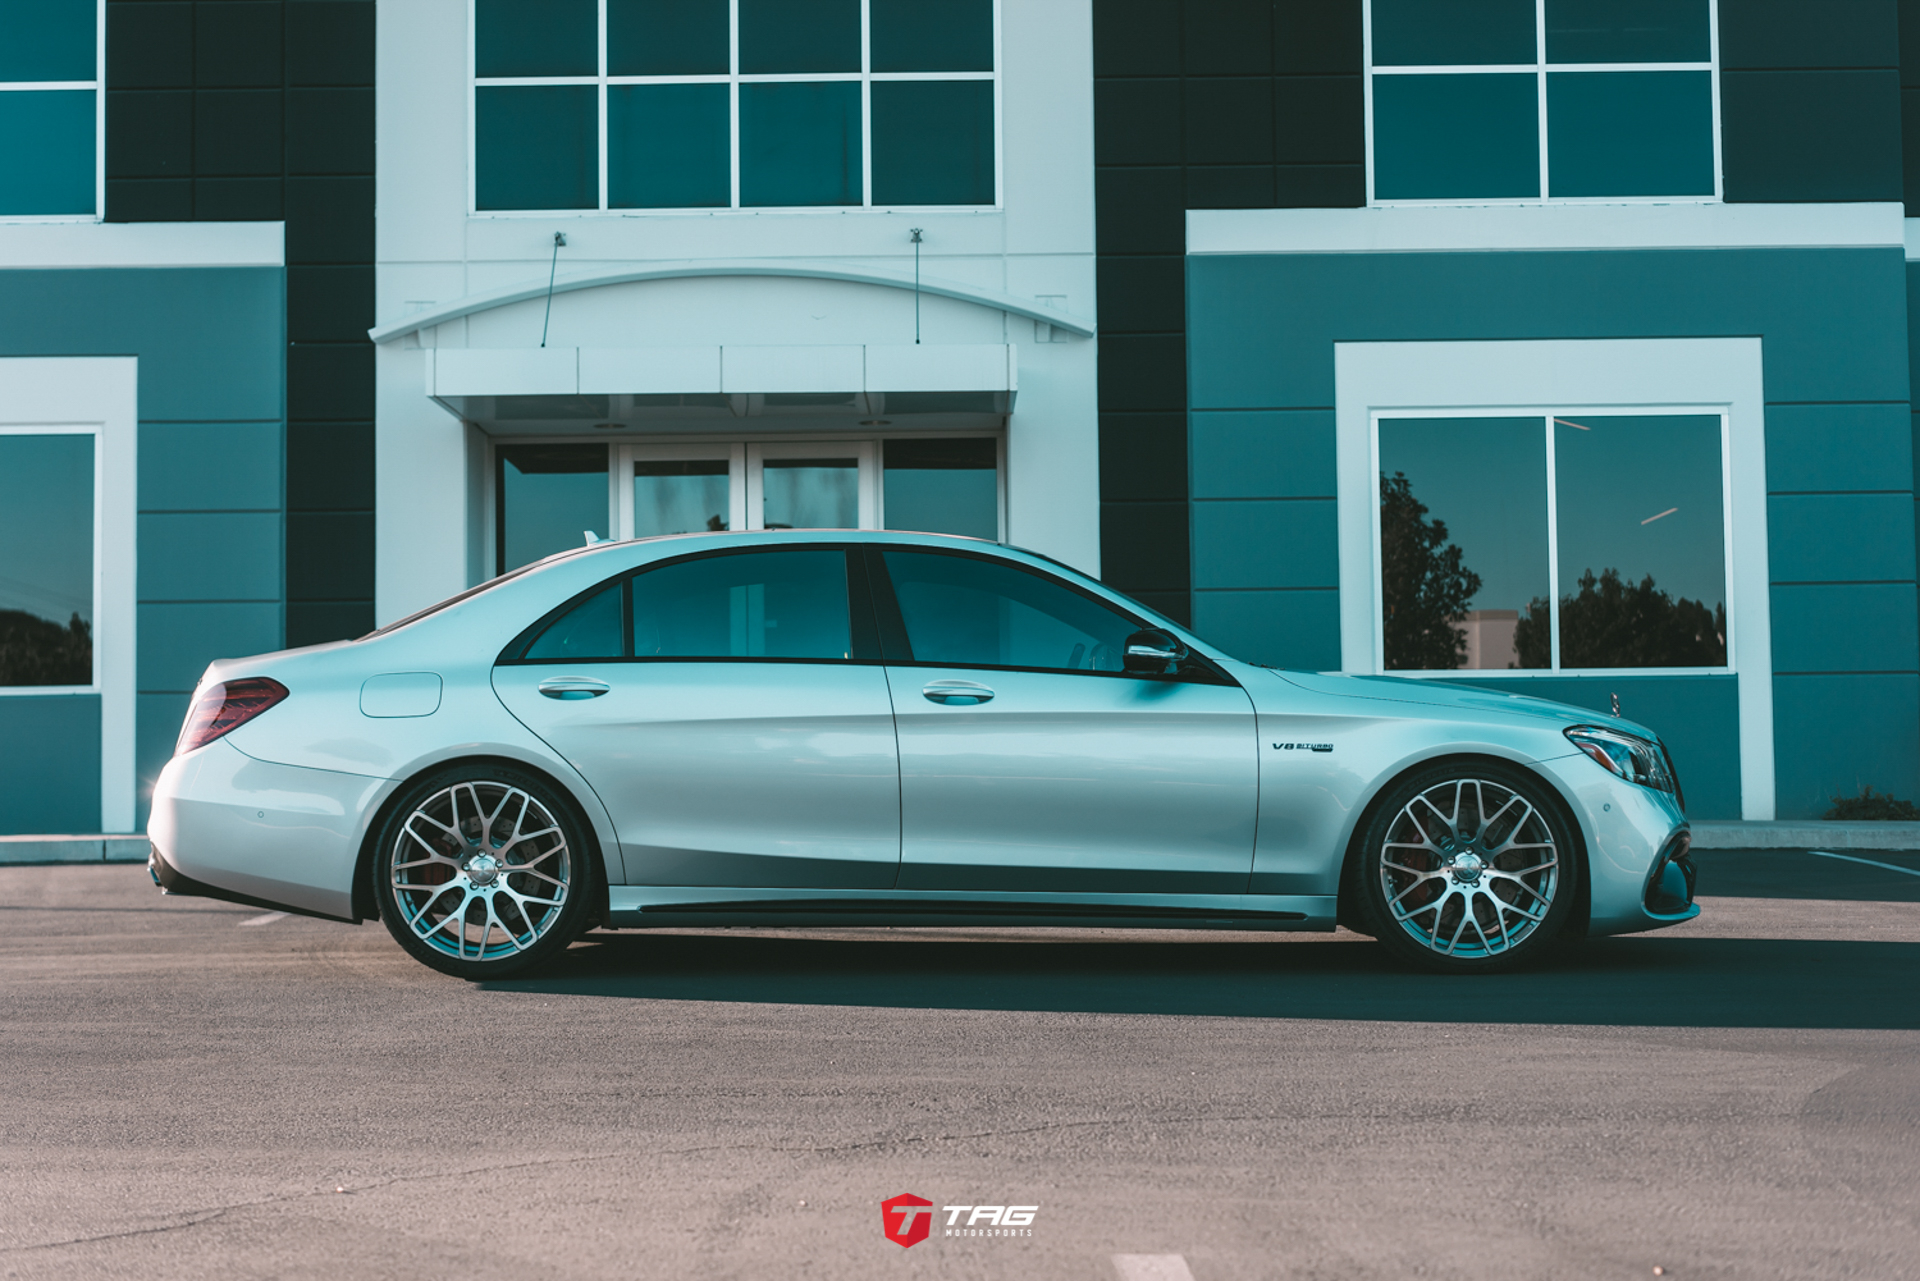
[1379,417,1550,670]
[1523,415,1726,668]
[0,434,93,686]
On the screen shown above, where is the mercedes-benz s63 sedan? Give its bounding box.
[149,530,1698,978]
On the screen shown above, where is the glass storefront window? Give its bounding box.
[497,444,609,571]
[1367,0,1718,203]
[883,437,997,540]
[634,459,730,538]
[762,458,858,530]
[472,0,997,211]
[0,432,95,687]
[1377,412,1727,673]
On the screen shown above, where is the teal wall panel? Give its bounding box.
[137,603,285,693]
[0,694,101,834]
[1186,248,1909,411]
[1192,588,1341,672]
[1773,674,1920,815]
[136,692,189,831]
[1767,493,1917,582]
[1770,583,1920,672]
[1463,675,1742,819]
[1187,242,1917,817]
[1190,410,1337,499]
[1765,402,1913,493]
[137,513,284,603]
[139,421,283,511]
[1191,499,1338,589]
[0,268,284,421]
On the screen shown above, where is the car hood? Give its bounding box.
[1263,669,1661,740]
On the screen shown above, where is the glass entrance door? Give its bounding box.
[617,442,744,539]
[745,441,877,531]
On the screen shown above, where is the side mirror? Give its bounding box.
[1123,627,1190,675]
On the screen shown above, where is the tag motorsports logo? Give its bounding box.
[881,1194,1038,1247]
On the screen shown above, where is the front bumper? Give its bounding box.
[1533,752,1696,936]
[148,738,395,921]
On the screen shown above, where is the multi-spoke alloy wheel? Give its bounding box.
[1353,764,1576,972]
[375,767,595,978]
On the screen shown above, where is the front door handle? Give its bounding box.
[922,680,994,705]
[538,676,610,700]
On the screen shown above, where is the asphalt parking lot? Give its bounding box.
[2,850,1918,1280]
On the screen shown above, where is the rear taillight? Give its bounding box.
[176,678,288,755]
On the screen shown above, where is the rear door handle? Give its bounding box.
[922,680,993,705]
[538,676,610,700]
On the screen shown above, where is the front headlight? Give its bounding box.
[1565,726,1675,795]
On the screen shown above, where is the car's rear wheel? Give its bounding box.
[375,765,596,979]
[1352,762,1576,973]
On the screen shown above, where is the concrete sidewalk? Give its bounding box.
[7,820,1920,865]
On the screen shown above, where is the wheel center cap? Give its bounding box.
[1449,852,1486,884]
[464,853,502,886]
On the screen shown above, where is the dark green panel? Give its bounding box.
[0,91,95,216]
[1719,0,1898,70]
[610,84,730,207]
[0,0,95,81]
[474,0,596,76]
[1545,0,1709,63]
[608,0,729,75]
[1371,74,1539,199]
[1370,0,1535,65]
[738,0,859,73]
[739,81,860,206]
[1547,71,1714,197]
[871,80,994,206]
[475,85,597,210]
[870,0,993,71]
[1722,69,1902,201]
[1774,675,1920,817]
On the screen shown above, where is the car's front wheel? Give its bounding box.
[1351,762,1577,973]
[375,765,597,979]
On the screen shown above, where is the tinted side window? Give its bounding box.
[880,550,1137,672]
[523,579,624,660]
[633,549,851,659]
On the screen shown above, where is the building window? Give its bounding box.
[1376,411,1728,673]
[1366,0,1718,203]
[495,435,1002,573]
[0,429,97,688]
[471,0,998,213]
[0,0,101,218]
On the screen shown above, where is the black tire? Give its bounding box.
[1351,761,1578,973]
[374,763,599,979]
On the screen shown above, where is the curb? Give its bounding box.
[1688,821,1920,851]
[0,835,150,865]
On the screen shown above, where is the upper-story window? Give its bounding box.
[0,0,101,218]
[472,0,998,213]
[1366,0,1718,204]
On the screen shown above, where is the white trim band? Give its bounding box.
[1190,203,1905,256]
[368,259,1096,343]
[0,222,285,269]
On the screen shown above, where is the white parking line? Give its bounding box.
[238,911,289,927]
[1113,1255,1195,1281]
[1807,850,1920,878]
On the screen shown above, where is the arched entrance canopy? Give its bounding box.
[368,258,1096,344]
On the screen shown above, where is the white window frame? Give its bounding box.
[1335,337,1773,818]
[1363,0,1722,206]
[1369,405,1734,676]
[0,0,106,222]
[0,357,137,832]
[467,0,1003,216]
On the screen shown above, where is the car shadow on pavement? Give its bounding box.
[488,931,1920,1030]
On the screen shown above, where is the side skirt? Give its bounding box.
[605,887,1338,932]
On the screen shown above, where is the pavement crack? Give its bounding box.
[5,1209,231,1253]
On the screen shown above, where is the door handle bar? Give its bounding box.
[922,681,993,705]
[538,676,610,700]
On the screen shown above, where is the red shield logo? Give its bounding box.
[881,1193,933,1248]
